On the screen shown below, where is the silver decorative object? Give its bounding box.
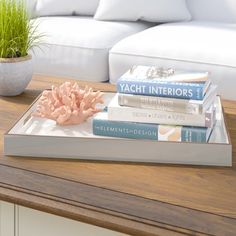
[146,67,175,79]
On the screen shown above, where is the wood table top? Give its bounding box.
[0,75,236,236]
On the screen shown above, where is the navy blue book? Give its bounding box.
[117,66,211,100]
[93,111,212,143]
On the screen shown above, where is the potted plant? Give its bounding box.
[0,0,42,96]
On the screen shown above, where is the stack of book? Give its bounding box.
[93,65,218,143]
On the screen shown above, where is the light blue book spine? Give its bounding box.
[117,79,205,100]
[93,117,209,143]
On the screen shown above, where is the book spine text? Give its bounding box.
[118,94,202,114]
[108,106,214,128]
[93,118,209,142]
[117,80,204,100]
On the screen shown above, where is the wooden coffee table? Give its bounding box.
[0,75,236,235]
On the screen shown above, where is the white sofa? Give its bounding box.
[32,16,151,82]
[29,0,236,100]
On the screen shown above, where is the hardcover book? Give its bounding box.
[117,65,211,100]
[93,111,212,143]
[108,94,216,128]
[118,85,217,114]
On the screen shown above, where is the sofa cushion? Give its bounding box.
[36,0,100,16]
[187,0,236,23]
[94,0,191,23]
[109,22,236,100]
[24,0,37,17]
[32,16,151,82]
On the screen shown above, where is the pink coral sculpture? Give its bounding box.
[33,82,104,125]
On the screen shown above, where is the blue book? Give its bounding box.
[93,111,212,143]
[117,66,210,100]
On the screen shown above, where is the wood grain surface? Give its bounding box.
[0,75,236,236]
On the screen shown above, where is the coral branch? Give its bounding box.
[32,82,104,125]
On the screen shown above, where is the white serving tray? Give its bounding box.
[4,93,232,166]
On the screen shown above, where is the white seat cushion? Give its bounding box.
[32,16,151,82]
[109,22,236,100]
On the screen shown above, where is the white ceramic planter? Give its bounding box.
[0,55,33,96]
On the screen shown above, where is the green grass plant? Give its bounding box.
[0,0,42,58]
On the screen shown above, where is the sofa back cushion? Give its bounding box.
[94,0,191,22]
[187,0,236,23]
[25,0,37,15]
[36,0,99,16]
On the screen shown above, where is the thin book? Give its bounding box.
[108,94,216,128]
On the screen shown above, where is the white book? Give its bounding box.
[118,85,217,115]
[108,94,216,128]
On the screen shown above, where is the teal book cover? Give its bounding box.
[93,111,211,143]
